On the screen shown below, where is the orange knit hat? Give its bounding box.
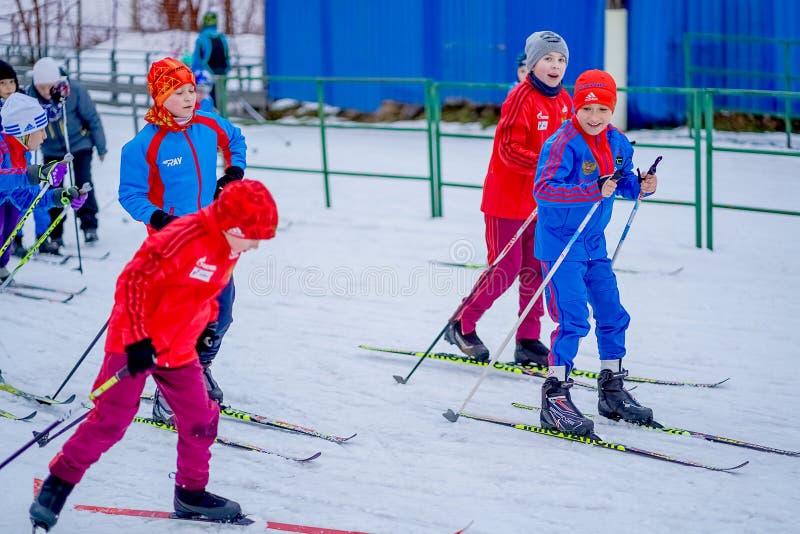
[147,57,195,106]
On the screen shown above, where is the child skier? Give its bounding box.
[0,93,87,280]
[118,57,247,422]
[445,31,572,367]
[533,70,658,436]
[193,69,216,112]
[29,179,279,532]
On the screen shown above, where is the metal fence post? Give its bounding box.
[110,49,118,104]
[424,79,440,218]
[316,79,331,208]
[692,90,702,249]
[704,90,715,251]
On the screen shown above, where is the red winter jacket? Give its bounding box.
[480,80,572,220]
[105,206,238,368]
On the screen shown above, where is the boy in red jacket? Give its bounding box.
[446,31,572,367]
[30,179,278,531]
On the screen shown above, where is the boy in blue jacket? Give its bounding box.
[532,70,658,436]
[119,57,246,422]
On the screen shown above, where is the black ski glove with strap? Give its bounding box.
[214,165,244,199]
[149,209,178,231]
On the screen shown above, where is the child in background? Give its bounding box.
[118,57,247,422]
[0,93,86,280]
[533,70,658,436]
[29,180,279,532]
[445,31,572,367]
[0,59,28,258]
[193,69,216,112]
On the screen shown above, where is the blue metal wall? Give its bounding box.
[265,0,605,111]
[628,0,800,127]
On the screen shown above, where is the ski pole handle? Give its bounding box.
[638,155,662,182]
[88,367,130,401]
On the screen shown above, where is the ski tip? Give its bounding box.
[303,452,323,461]
[725,460,749,471]
[21,411,38,422]
[712,377,731,387]
[442,409,459,423]
[392,375,407,384]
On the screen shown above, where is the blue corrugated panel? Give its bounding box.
[628,0,800,128]
[265,0,605,112]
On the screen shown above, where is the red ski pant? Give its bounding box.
[458,214,544,340]
[49,352,219,491]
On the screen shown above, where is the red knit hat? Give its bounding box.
[147,57,195,106]
[213,180,278,240]
[573,70,617,112]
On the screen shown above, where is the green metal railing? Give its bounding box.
[683,33,800,148]
[702,88,800,250]
[81,72,798,251]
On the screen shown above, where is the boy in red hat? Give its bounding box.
[119,57,247,422]
[446,31,572,367]
[30,179,278,531]
[532,69,658,436]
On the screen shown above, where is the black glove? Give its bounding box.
[149,209,178,231]
[214,165,244,199]
[125,338,157,377]
[597,168,624,190]
[196,322,219,354]
[49,81,71,104]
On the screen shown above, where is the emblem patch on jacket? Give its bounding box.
[615,156,623,165]
[189,256,217,282]
[582,161,597,175]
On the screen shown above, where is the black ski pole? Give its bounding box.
[33,410,90,447]
[51,319,109,400]
[393,208,539,385]
[60,100,84,275]
[0,411,70,471]
[0,366,129,471]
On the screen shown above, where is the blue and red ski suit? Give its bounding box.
[533,120,649,372]
[118,109,246,363]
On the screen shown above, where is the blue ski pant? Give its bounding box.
[198,276,235,365]
[542,257,629,373]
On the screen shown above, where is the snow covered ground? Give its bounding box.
[1,110,799,534]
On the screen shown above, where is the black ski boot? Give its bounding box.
[597,368,654,424]
[12,234,28,258]
[514,339,549,367]
[152,387,175,426]
[29,474,75,531]
[201,363,223,404]
[444,320,490,362]
[38,237,62,255]
[540,376,594,436]
[174,486,242,521]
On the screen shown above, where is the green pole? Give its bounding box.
[704,90,714,251]
[424,79,438,218]
[433,83,444,217]
[316,80,331,208]
[783,42,792,149]
[693,90,702,249]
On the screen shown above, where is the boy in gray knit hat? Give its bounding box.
[445,30,572,366]
[524,31,569,73]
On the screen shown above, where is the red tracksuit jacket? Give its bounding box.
[104,206,238,368]
[480,80,572,220]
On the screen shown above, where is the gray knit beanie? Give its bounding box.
[524,31,569,72]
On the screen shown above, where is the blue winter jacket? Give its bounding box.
[533,121,645,262]
[26,80,107,159]
[192,26,230,75]
[118,110,246,224]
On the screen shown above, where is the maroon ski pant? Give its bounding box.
[49,352,219,491]
[458,214,545,340]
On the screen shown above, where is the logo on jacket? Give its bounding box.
[582,161,597,175]
[189,256,217,282]
[537,111,549,120]
[615,156,623,165]
[162,156,183,167]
